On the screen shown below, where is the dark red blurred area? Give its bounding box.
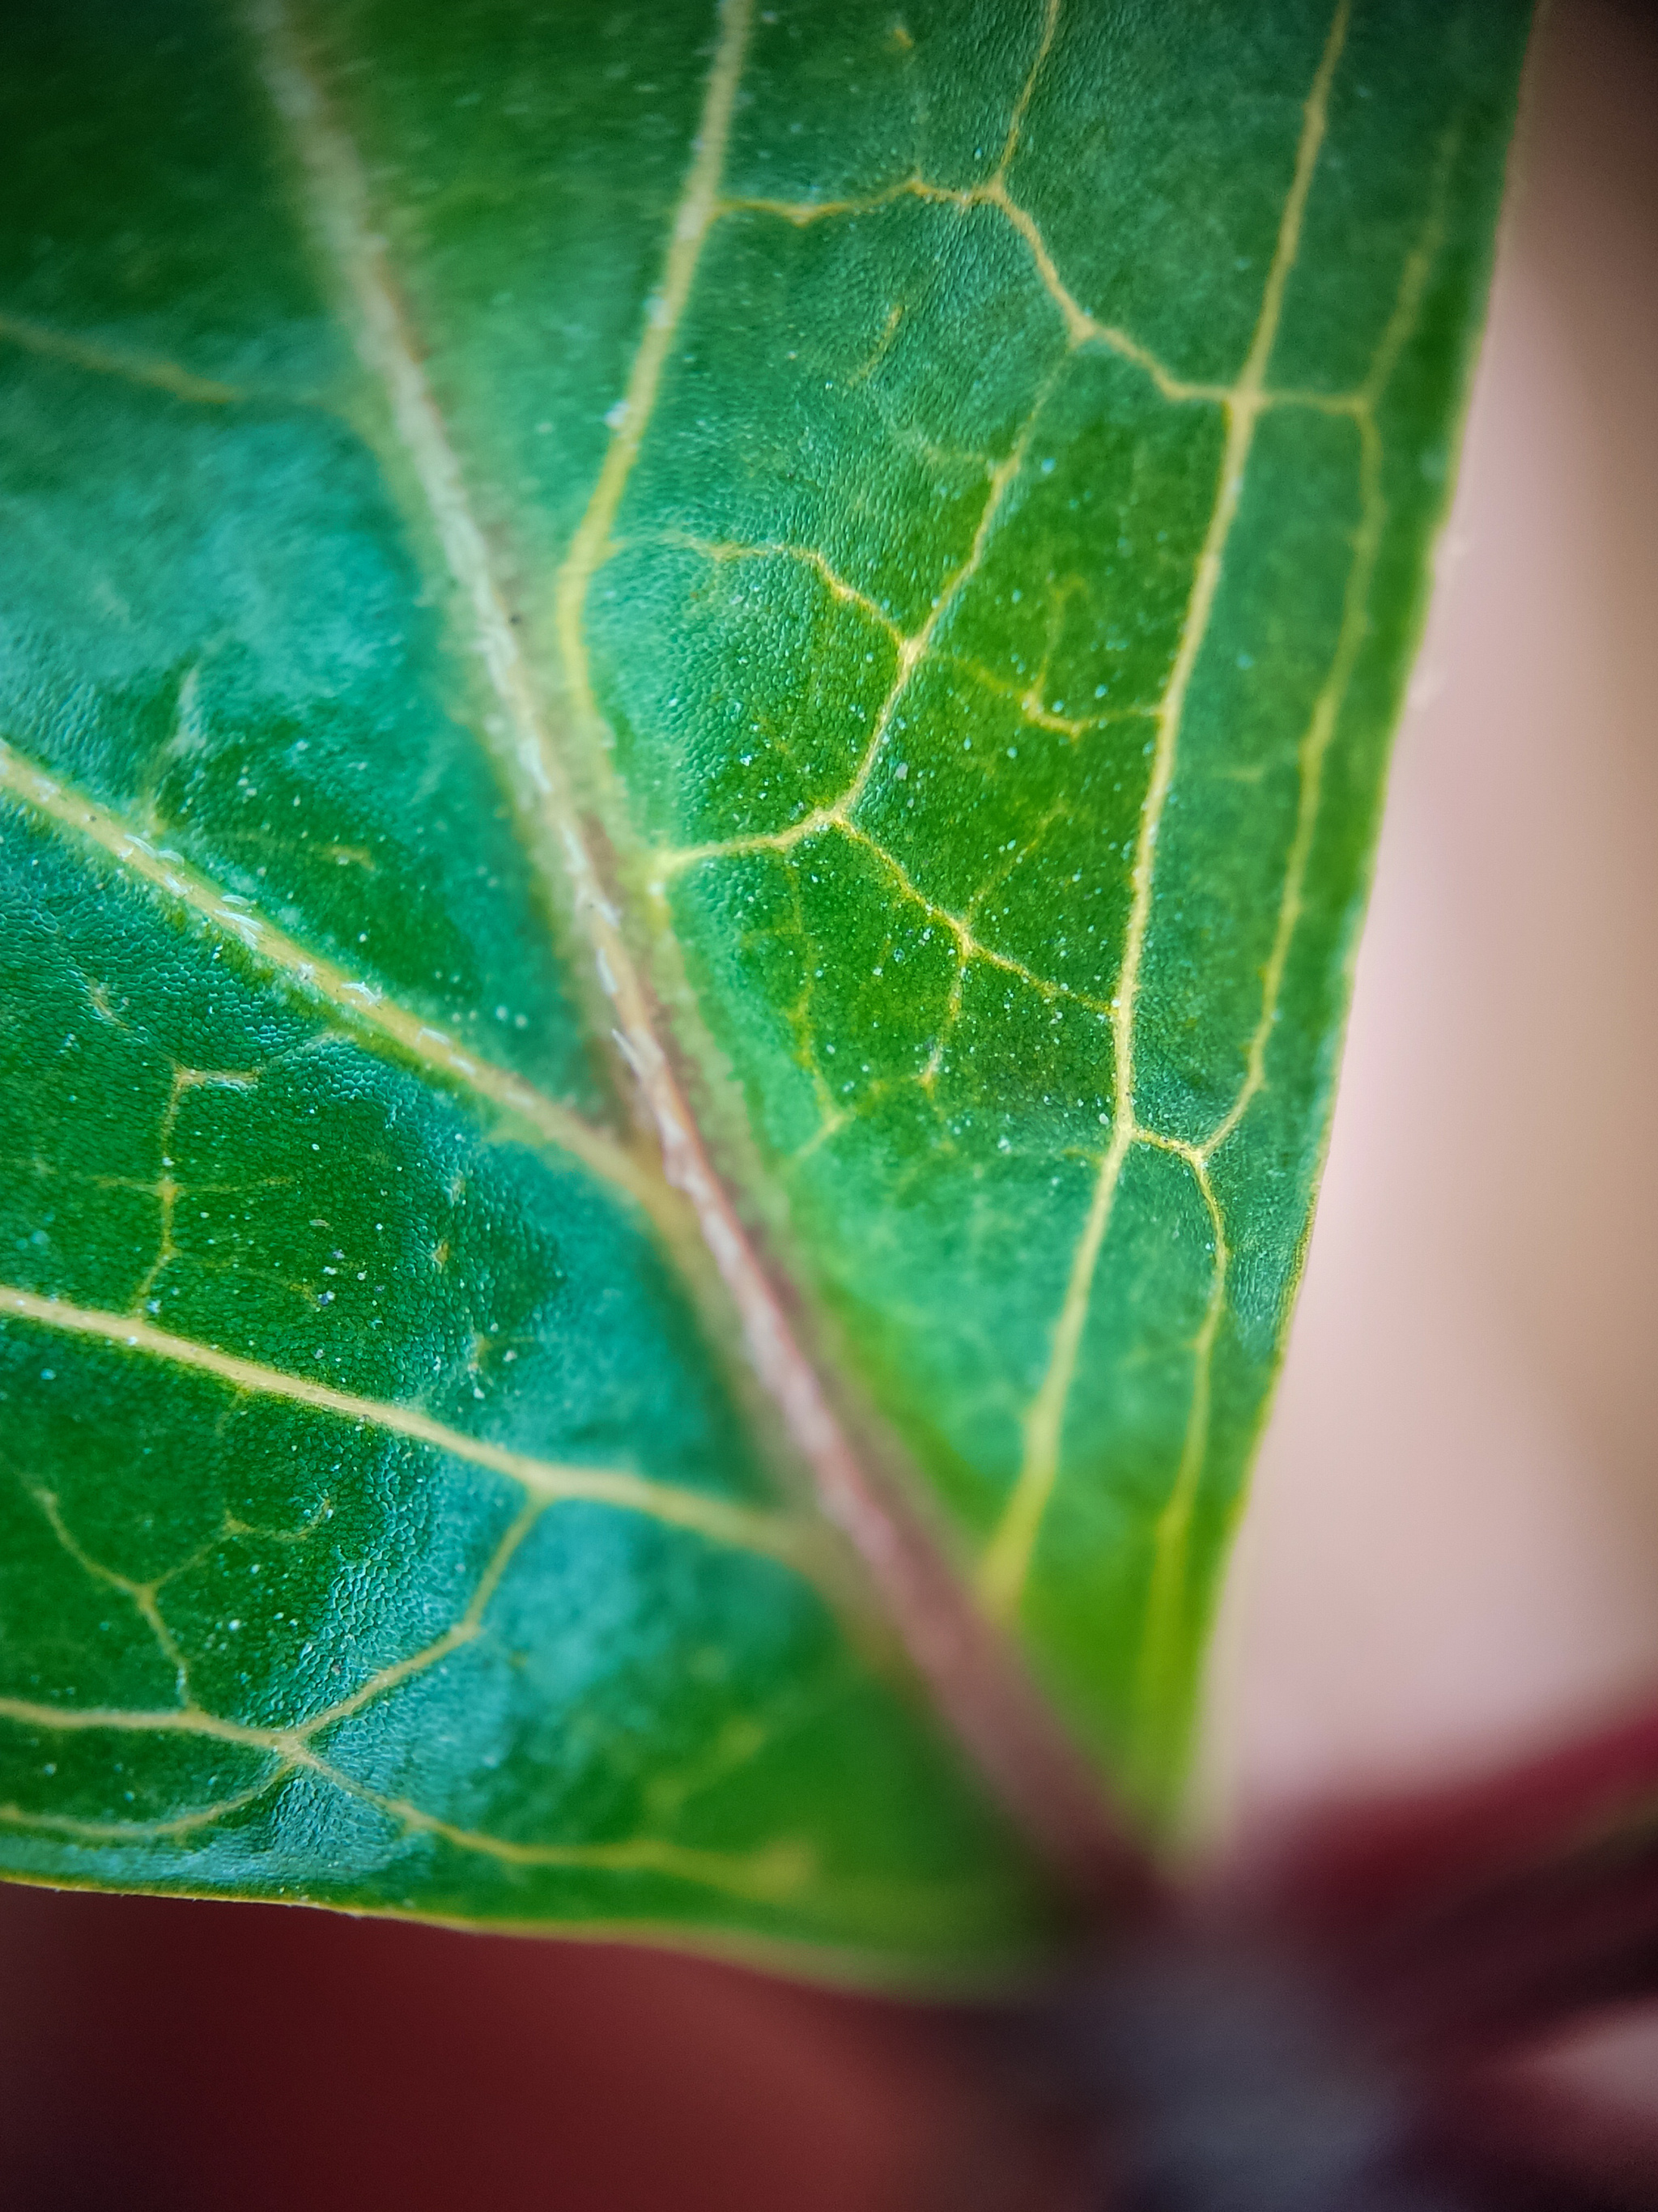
[0,1882,1071,2212]
[13,1702,1658,2212]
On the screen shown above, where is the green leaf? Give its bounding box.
[0,0,1526,1972]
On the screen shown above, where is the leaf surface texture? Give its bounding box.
[0,0,1527,1967]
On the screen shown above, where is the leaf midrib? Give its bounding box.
[238,0,1146,1899]
[223,0,1454,1879]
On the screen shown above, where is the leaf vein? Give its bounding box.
[0,1286,827,1579]
[0,736,657,1214]
[977,0,1354,1628]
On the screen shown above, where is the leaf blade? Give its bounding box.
[0,0,1531,1966]
[0,0,1054,1971]
[329,0,1522,1802]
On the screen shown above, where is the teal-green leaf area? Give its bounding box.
[0,0,1525,1970]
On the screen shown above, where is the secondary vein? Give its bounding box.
[0,311,240,406]
[0,1285,824,1576]
[0,736,658,1216]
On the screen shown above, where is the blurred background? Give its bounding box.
[2,3,1654,2205]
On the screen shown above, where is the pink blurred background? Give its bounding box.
[1,5,1653,2204]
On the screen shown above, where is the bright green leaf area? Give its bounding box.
[0,0,1524,1973]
